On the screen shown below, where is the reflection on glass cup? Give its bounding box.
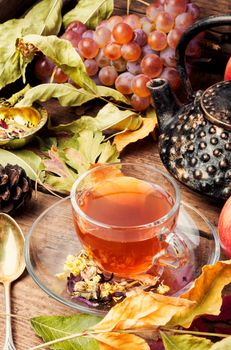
[71,163,188,278]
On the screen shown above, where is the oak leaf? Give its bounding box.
[94,332,150,350]
[113,117,157,152]
[169,260,231,328]
[93,290,194,332]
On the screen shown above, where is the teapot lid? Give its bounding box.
[201,80,231,130]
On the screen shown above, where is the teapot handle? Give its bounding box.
[176,14,231,101]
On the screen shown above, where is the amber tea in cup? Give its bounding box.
[71,163,183,277]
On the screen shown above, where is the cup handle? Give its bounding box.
[152,232,189,269]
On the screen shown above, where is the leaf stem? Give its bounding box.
[27,331,97,350]
[161,326,230,339]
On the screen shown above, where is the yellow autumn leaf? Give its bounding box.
[94,332,150,350]
[113,117,157,152]
[169,260,231,328]
[93,290,194,332]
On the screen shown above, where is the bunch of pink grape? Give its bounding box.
[34,0,201,111]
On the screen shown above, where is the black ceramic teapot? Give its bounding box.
[148,15,231,200]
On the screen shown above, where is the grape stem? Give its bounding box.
[136,0,149,6]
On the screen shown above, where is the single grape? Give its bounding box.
[104,42,122,60]
[96,19,110,30]
[185,38,201,58]
[146,3,164,22]
[94,27,111,48]
[127,60,142,75]
[140,16,155,35]
[148,30,167,51]
[108,15,123,30]
[115,72,135,94]
[155,12,174,33]
[186,3,200,20]
[53,67,68,83]
[141,54,163,78]
[84,59,99,76]
[167,28,183,49]
[82,30,95,39]
[121,42,141,62]
[65,21,87,35]
[133,29,147,47]
[62,30,81,48]
[34,56,55,82]
[175,12,194,30]
[160,67,181,91]
[78,38,99,59]
[95,48,111,67]
[160,47,176,67]
[142,44,159,57]
[131,94,150,111]
[91,74,101,85]
[131,74,150,97]
[98,66,118,86]
[112,23,134,44]
[164,0,187,18]
[123,14,142,30]
[111,57,127,72]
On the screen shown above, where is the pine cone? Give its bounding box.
[0,164,32,215]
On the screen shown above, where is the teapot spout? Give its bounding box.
[148,79,180,135]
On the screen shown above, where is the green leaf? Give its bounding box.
[21,35,96,93]
[74,129,119,165]
[0,19,26,89]
[43,130,119,192]
[63,0,113,29]
[0,0,63,90]
[95,103,142,131]
[160,332,213,350]
[63,130,120,174]
[47,116,97,134]
[31,314,101,350]
[23,0,63,36]
[210,336,231,350]
[97,86,129,104]
[0,149,44,181]
[16,83,129,108]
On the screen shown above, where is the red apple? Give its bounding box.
[218,196,231,258]
[224,57,231,80]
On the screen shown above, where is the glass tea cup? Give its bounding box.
[70,163,188,278]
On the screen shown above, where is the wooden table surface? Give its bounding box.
[0,0,230,349]
[0,139,225,349]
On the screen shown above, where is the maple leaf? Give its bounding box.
[43,130,119,193]
[44,145,77,193]
[113,117,157,152]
